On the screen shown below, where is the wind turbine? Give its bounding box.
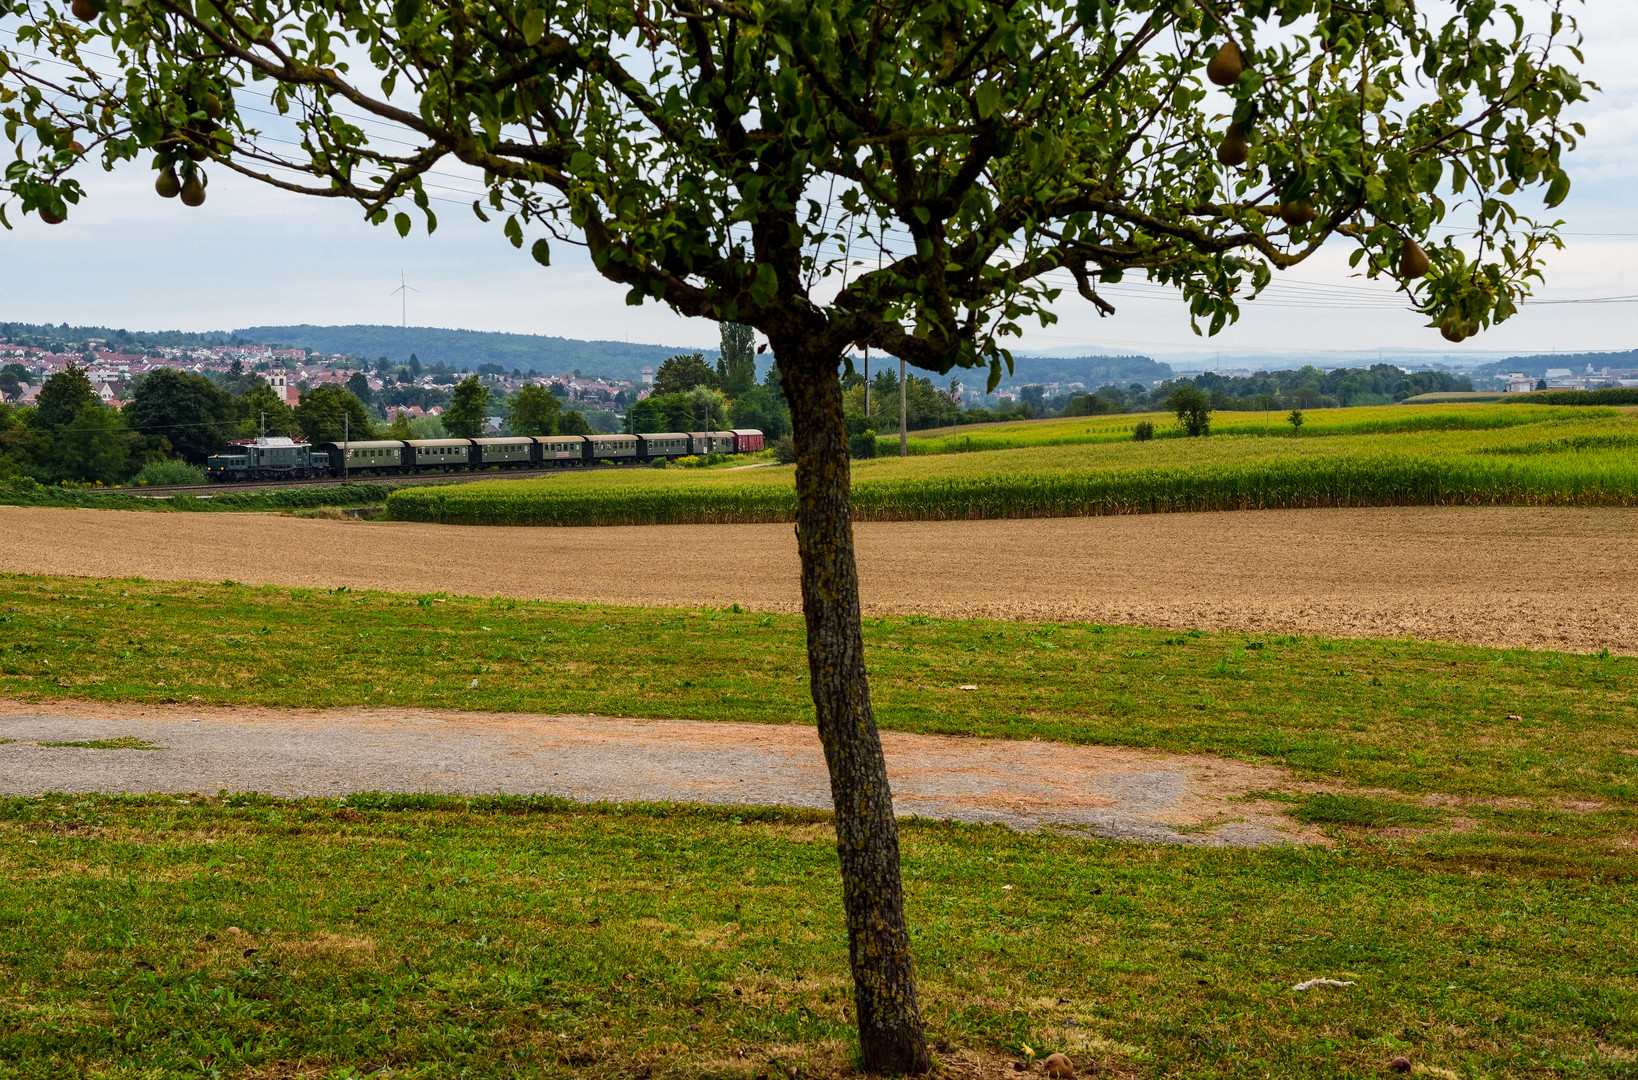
[390,271,419,329]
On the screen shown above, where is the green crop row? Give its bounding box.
[1506,388,1638,406]
[387,449,1638,526]
[0,477,395,512]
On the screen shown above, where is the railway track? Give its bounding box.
[105,462,652,498]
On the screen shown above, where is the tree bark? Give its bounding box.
[775,337,931,1076]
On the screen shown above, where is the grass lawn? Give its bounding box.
[2,793,1636,1080]
[4,573,1636,1077]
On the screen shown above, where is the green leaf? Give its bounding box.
[392,0,421,29]
[530,237,551,266]
[504,215,523,248]
[749,263,778,307]
[394,212,411,237]
[521,8,544,46]
[975,83,1002,121]
[1545,171,1570,209]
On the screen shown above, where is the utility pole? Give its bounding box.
[342,413,349,484]
[259,411,265,438]
[864,348,870,418]
[899,357,907,457]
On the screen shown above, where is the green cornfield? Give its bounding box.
[877,401,1615,455]
[386,404,1638,526]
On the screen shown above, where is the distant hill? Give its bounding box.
[999,353,1174,389]
[235,324,716,381]
[1472,349,1638,380]
[0,321,230,350]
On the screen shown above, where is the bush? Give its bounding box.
[132,459,208,486]
[1133,421,1155,442]
[849,429,878,459]
[772,435,797,464]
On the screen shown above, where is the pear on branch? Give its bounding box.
[1216,123,1249,167]
[155,164,181,199]
[1207,42,1244,87]
[1399,237,1430,279]
[180,169,206,207]
[1279,201,1316,227]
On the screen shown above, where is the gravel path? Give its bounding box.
[2,504,1635,652]
[0,703,1314,847]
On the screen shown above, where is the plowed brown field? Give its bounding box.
[3,504,1633,653]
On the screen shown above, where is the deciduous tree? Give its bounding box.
[651,353,719,397]
[1166,384,1213,437]
[126,367,235,463]
[52,400,132,482]
[558,409,592,437]
[1,0,1587,1070]
[32,366,98,430]
[294,385,375,443]
[507,383,563,436]
[443,375,492,438]
[233,380,298,439]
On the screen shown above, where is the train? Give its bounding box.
[204,429,766,482]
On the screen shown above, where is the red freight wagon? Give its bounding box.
[731,428,765,453]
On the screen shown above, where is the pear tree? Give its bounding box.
[0,0,1587,1071]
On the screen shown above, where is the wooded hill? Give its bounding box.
[236,325,712,381]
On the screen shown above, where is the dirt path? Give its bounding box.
[3,504,1635,652]
[0,701,1314,847]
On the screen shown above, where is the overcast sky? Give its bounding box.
[1,5,1633,361]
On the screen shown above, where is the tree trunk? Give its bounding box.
[775,338,931,1076]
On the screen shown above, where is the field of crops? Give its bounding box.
[882,400,1613,454]
[386,403,1638,526]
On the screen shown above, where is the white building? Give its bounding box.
[263,370,300,407]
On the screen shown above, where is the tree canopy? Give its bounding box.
[294,385,374,443]
[126,367,235,463]
[443,375,492,438]
[650,354,719,398]
[233,379,299,438]
[0,0,1587,365]
[507,383,563,436]
[33,366,97,430]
